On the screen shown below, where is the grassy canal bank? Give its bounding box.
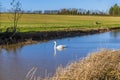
[1,14,120,32]
[0,28,115,45]
[1,14,120,45]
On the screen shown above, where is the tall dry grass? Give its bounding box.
[26,49,120,80]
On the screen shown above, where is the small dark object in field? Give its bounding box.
[95,21,101,25]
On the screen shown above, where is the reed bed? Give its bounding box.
[25,49,120,80]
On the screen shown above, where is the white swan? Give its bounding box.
[53,41,67,56]
[54,41,66,51]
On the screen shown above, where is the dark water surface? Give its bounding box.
[0,30,120,80]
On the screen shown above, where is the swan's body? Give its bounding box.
[54,41,66,51]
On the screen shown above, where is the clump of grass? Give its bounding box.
[26,49,120,80]
[49,49,120,80]
[25,67,38,80]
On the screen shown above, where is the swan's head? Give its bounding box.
[54,41,56,44]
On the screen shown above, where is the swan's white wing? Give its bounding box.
[56,45,66,50]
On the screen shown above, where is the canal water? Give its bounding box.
[0,30,120,80]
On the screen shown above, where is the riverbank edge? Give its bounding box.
[0,27,120,46]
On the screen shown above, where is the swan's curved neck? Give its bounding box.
[54,41,57,48]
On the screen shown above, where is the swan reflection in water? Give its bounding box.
[53,41,66,56]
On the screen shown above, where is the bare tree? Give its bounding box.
[2,0,23,44]
[9,0,22,32]
[0,2,1,28]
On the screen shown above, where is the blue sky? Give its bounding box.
[1,0,120,11]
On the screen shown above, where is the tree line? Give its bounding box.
[1,3,120,16]
[28,3,120,16]
[22,9,107,16]
[43,8,107,16]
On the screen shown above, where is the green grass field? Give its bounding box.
[1,14,120,32]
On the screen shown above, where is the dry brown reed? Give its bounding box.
[26,49,120,80]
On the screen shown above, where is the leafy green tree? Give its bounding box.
[109,7,114,15]
[113,4,120,16]
[86,10,90,15]
[109,4,120,16]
